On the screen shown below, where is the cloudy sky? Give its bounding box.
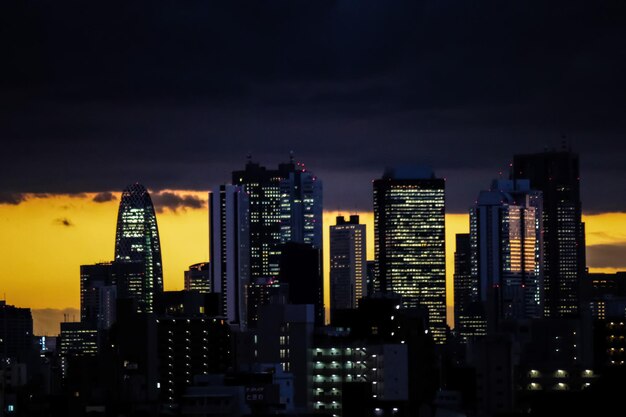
[2,0,625,213]
[2,0,626,334]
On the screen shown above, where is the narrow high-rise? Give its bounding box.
[373,166,447,343]
[453,233,486,342]
[513,149,585,317]
[470,179,543,330]
[209,185,250,325]
[80,263,117,329]
[114,183,163,313]
[329,215,367,319]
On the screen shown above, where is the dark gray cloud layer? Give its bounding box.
[151,191,206,213]
[92,192,116,203]
[1,0,625,212]
[0,192,27,205]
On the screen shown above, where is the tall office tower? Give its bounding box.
[114,183,163,313]
[373,166,447,344]
[209,185,250,325]
[0,301,33,361]
[184,262,212,293]
[513,149,585,317]
[278,162,323,249]
[80,263,117,329]
[454,234,486,342]
[329,215,367,318]
[470,180,543,330]
[231,158,323,279]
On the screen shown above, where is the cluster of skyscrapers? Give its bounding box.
[2,147,625,417]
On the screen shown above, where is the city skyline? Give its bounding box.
[1,172,625,336]
[2,1,626,415]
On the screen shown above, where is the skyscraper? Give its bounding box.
[513,149,585,317]
[373,166,447,343]
[80,263,117,329]
[212,158,323,326]
[209,185,250,325]
[453,233,486,342]
[330,215,367,319]
[114,183,164,313]
[231,158,323,279]
[470,179,543,330]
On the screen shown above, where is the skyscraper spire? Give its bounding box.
[114,183,163,312]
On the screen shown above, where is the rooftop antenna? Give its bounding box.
[289,150,294,164]
[246,153,252,164]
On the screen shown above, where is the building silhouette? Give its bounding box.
[453,233,486,342]
[373,166,447,343]
[231,158,323,279]
[0,301,33,362]
[278,242,324,326]
[58,322,98,378]
[184,262,212,294]
[211,158,323,327]
[246,277,289,327]
[114,183,164,313]
[209,185,250,325]
[156,296,232,407]
[80,263,117,330]
[330,215,367,320]
[470,179,543,330]
[513,149,586,317]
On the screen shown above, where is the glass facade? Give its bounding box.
[513,150,585,318]
[470,179,543,330]
[114,183,163,313]
[232,160,323,280]
[373,168,447,344]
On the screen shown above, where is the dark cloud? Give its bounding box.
[92,192,116,203]
[54,217,74,227]
[151,191,206,213]
[0,0,625,212]
[587,244,626,269]
[0,192,26,205]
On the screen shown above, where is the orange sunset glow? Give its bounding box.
[1,193,625,334]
